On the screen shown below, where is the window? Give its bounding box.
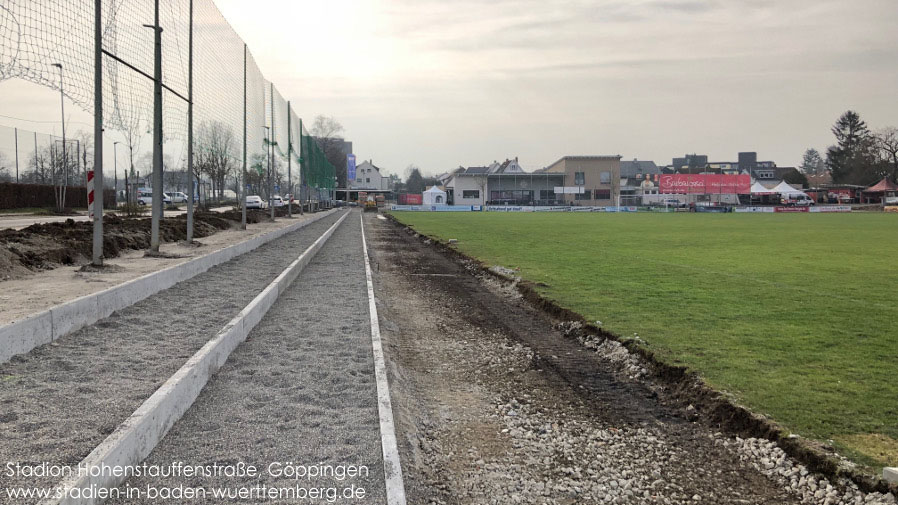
[594,189,611,200]
[539,189,555,200]
[366,178,370,183]
[574,171,585,185]
[600,171,611,184]
[575,190,592,200]
[462,190,479,199]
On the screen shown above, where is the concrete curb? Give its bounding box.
[360,213,408,505]
[0,210,336,364]
[42,210,349,505]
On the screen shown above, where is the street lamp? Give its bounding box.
[52,63,67,208]
[262,125,274,219]
[114,141,120,205]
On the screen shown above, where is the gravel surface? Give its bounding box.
[107,211,387,504]
[0,211,343,503]
[366,214,897,505]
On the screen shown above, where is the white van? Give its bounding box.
[781,194,814,206]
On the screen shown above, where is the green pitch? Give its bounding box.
[391,211,898,469]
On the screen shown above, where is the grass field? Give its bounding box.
[391,211,898,469]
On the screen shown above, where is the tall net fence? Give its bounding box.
[0,0,335,203]
[300,121,336,203]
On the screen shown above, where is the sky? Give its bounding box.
[1,0,897,178]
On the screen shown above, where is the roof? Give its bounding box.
[865,178,898,192]
[455,166,489,175]
[620,160,660,178]
[543,154,621,172]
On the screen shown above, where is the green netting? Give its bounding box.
[300,122,335,192]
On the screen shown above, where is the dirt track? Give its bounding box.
[365,213,895,505]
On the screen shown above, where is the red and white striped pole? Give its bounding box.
[87,170,95,219]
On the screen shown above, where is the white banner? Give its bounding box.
[554,186,585,194]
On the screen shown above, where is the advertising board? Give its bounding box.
[659,174,750,194]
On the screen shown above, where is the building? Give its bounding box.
[672,154,708,172]
[619,159,661,206]
[540,155,622,205]
[350,160,389,191]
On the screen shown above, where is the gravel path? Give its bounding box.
[366,214,897,505]
[0,211,343,503]
[107,211,387,504]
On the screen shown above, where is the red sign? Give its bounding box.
[399,193,422,205]
[659,174,750,194]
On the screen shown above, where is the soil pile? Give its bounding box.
[0,210,273,277]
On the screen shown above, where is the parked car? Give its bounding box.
[781,195,814,206]
[659,198,687,208]
[137,192,172,206]
[245,195,263,209]
[269,195,286,208]
[168,192,189,204]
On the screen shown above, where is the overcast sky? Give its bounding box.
[2,0,897,177]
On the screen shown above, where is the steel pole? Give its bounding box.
[14,127,19,183]
[114,142,119,205]
[91,0,104,265]
[186,0,194,242]
[287,101,292,218]
[241,43,247,229]
[147,0,163,252]
[298,118,303,215]
[269,83,275,221]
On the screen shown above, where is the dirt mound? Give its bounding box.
[0,213,246,276]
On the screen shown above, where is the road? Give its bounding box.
[0,206,234,230]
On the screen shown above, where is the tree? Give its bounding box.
[404,165,425,194]
[195,121,237,203]
[874,127,898,182]
[799,148,825,175]
[309,115,347,188]
[781,168,809,188]
[826,110,877,184]
[0,152,11,182]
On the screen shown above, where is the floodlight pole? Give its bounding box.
[14,128,18,183]
[91,0,104,265]
[144,0,163,252]
[186,0,194,242]
[114,141,119,204]
[52,63,66,211]
[241,43,247,229]
[287,101,292,218]
[269,82,275,221]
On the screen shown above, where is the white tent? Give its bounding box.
[771,181,807,196]
[422,186,447,205]
[750,182,775,194]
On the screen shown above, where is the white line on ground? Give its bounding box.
[360,213,408,505]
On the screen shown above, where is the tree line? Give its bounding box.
[801,111,897,186]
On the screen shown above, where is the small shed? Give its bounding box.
[422,186,447,205]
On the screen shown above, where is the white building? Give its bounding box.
[350,160,390,191]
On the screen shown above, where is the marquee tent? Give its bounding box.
[750,182,776,195]
[422,186,448,205]
[864,178,898,193]
[771,181,808,196]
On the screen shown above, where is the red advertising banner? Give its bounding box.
[399,193,423,205]
[659,174,750,194]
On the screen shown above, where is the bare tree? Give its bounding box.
[0,152,11,182]
[310,115,347,187]
[196,121,237,203]
[875,127,898,181]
